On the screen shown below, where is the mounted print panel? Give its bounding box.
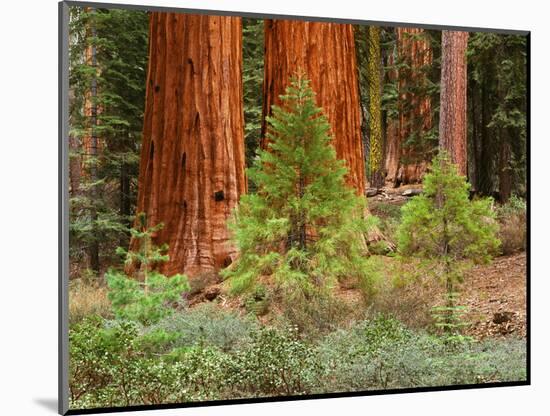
[59,1,529,414]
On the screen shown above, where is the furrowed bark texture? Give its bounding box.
[385,28,433,186]
[439,30,469,176]
[132,13,246,277]
[383,44,400,186]
[262,20,366,195]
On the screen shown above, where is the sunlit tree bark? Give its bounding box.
[131,13,246,277]
[439,30,469,176]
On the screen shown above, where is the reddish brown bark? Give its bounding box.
[385,28,433,186]
[439,30,469,176]
[384,54,400,186]
[262,20,366,195]
[131,13,246,278]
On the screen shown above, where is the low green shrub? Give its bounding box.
[149,303,258,352]
[69,315,234,409]
[69,313,526,409]
[69,316,143,408]
[313,315,526,393]
[228,326,322,396]
[165,346,233,401]
[314,314,413,391]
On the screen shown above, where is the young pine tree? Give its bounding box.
[223,74,377,298]
[397,152,500,336]
[106,213,189,325]
[398,152,500,265]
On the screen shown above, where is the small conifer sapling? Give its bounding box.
[397,152,500,336]
[223,73,378,299]
[106,213,189,325]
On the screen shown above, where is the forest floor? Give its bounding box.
[190,251,527,341]
[367,184,527,340]
[461,252,527,339]
[186,184,527,341]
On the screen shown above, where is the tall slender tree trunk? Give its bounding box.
[468,81,478,192]
[68,135,81,197]
[119,155,132,246]
[477,70,494,195]
[439,30,469,176]
[383,41,400,186]
[262,20,366,195]
[367,26,384,189]
[130,13,246,278]
[499,135,512,203]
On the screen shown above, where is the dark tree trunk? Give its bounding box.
[119,158,132,246]
[499,134,512,203]
[130,13,246,278]
[478,71,494,195]
[69,135,81,197]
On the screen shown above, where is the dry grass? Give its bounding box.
[495,196,527,255]
[365,256,443,330]
[498,214,526,255]
[69,279,112,324]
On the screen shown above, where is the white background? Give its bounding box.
[0,0,547,415]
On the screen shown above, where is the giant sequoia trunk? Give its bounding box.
[131,13,246,277]
[439,30,469,176]
[385,28,433,187]
[262,20,366,195]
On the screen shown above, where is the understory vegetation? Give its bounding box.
[70,308,526,408]
[68,74,527,410]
